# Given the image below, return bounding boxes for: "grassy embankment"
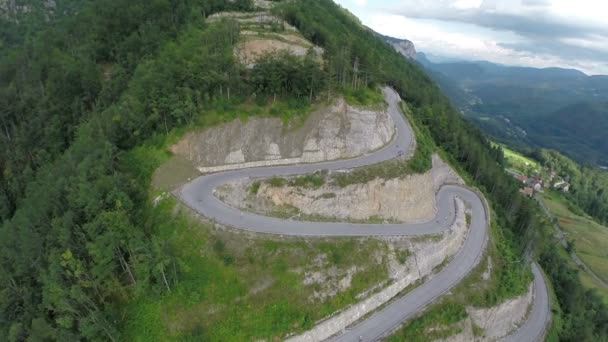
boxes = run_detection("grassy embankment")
[343,86,387,111]
[492,141,539,173]
[128,153,393,341]
[124,195,390,341]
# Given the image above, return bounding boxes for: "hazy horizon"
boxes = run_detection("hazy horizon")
[336,0,608,76]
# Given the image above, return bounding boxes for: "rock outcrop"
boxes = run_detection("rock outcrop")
[207,10,323,67]
[171,98,394,173]
[257,174,436,223]
[436,282,534,342]
[216,154,464,224]
[371,30,417,60]
[389,39,417,59]
[236,38,323,67]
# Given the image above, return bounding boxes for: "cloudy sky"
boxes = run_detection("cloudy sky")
[335,0,608,75]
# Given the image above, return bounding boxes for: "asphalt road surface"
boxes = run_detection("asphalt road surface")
[179,87,550,341]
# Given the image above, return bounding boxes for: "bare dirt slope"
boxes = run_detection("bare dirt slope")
[207,9,323,67]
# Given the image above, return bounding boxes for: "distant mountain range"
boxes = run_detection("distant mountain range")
[410,50,608,165]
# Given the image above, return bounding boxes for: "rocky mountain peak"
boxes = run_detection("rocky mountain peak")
[370,30,417,59]
[388,38,417,59]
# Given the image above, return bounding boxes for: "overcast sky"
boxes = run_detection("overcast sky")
[335,0,608,75]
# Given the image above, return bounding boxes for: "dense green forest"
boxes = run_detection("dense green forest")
[1,0,607,340]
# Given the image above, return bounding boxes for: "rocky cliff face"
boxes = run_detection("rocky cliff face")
[217,154,462,224]
[389,38,417,59]
[437,282,534,342]
[257,174,436,223]
[370,30,417,60]
[171,98,394,172]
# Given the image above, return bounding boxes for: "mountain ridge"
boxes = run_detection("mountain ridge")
[374,31,417,59]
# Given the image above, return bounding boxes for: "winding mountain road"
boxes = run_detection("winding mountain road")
[179,88,550,341]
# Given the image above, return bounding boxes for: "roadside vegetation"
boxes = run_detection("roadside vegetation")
[123,196,390,341]
[389,204,534,339]
[264,173,326,189]
[388,302,467,341]
[343,86,386,110]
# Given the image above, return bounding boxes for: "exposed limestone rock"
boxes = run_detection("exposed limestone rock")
[436,282,534,342]
[236,38,322,67]
[432,154,465,188]
[257,175,435,223]
[171,98,394,173]
[225,149,246,164]
[482,256,493,281]
[468,282,533,340]
[389,39,417,59]
[216,154,464,224]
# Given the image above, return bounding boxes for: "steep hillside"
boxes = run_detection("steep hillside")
[1,0,606,341]
[529,102,608,165]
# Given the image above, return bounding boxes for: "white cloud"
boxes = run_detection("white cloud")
[335,0,608,75]
[452,0,483,9]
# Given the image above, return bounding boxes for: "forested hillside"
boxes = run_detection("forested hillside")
[529,103,608,166]
[1,0,606,340]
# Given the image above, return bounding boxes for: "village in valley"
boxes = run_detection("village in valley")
[511,169,571,197]
[496,142,571,198]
